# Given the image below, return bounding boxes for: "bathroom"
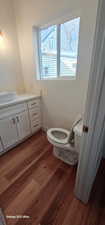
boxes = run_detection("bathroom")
[0,0,98,165]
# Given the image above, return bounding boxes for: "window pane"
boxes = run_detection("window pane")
[40,25,57,79]
[60,18,80,77]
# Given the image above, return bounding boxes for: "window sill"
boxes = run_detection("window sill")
[38,76,76,81]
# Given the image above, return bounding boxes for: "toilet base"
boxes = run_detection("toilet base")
[53,146,78,166]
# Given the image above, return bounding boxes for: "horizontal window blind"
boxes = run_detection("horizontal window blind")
[38,17,80,79]
[40,25,57,79]
[60,18,80,77]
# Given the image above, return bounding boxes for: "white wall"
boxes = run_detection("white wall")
[14,0,99,129]
[0,0,24,93]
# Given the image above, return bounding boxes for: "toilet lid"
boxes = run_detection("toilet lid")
[47,128,70,144]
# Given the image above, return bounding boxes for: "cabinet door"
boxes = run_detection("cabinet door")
[0,117,18,149]
[0,137,4,153]
[16,111,31,141]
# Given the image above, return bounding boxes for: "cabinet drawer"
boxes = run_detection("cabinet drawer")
[28,99,40,109]
[31,117,41,126]
[31,123,41,133]
[29,107,40,119]
[30,114,40,123]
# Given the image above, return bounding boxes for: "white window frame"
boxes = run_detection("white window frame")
[35,14,80,80]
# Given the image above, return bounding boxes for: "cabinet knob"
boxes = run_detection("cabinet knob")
[31,102,37,106]
[33,113,37,116]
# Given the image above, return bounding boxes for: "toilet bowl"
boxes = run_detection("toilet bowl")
[47,119,83,165]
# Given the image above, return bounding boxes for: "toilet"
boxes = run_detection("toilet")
[47,119,83,165]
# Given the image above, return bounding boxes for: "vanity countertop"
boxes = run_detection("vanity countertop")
[0,94,40,109]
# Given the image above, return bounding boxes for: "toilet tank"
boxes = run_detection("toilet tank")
[73,120,83,153]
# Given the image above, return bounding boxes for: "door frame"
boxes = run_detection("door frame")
[75,0,105,203]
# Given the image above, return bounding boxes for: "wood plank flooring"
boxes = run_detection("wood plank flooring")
[0,131,105,225]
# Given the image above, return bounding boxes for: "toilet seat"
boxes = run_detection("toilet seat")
[47,128,70,145]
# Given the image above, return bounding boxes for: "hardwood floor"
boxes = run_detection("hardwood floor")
[0,131,105,225]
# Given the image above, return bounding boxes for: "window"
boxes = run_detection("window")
[38,17,80,79]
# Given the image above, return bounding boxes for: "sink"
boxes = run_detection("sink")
[0,92,17,104]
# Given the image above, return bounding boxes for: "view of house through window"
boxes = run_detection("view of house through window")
[38,17,80,79]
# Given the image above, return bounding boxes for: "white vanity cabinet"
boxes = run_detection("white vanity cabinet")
[0,96,41,155]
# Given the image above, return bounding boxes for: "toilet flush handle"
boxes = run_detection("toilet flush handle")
[83,125,89,133]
